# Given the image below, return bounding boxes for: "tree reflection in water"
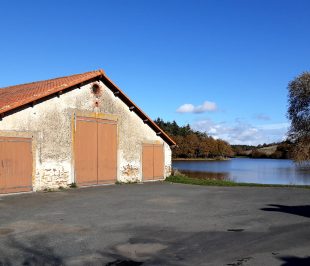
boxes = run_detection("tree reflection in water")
[180,170,230,181]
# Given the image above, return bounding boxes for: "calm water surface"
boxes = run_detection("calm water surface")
[173,158,310,185]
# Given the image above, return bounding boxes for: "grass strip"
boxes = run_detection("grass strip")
[165,175,310,189]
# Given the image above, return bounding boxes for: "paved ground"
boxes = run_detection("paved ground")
[0,182,309,266]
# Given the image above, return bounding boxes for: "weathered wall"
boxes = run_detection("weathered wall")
[0,81,172,190]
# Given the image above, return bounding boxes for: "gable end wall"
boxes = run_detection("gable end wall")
[0,81,172,190]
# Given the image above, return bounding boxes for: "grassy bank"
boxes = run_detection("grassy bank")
[166,175,310,189]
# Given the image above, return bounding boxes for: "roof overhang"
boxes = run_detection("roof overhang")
[0,69,176,147]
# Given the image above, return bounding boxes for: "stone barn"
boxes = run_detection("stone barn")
[0,69,175,194]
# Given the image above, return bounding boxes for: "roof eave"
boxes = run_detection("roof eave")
[99,73,176,146]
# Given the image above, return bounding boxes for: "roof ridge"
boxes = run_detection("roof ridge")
[0,68,176,146]
[0,70,101,91]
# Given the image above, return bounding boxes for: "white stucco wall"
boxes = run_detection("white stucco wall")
[0,81,172,190]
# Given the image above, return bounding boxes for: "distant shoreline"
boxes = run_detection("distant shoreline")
[173,157,291,161]
[173,158,231,161]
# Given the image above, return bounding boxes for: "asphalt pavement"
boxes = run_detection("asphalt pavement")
[0,182,309,265]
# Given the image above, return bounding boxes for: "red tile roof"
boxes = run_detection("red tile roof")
[0,70,102,114]
[0,69,176,146]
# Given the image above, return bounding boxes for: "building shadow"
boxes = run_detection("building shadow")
[261,204,310,218]
[105,259,143,266]
[279,256,310,266]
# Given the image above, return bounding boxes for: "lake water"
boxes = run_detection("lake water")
[172,158,310,185]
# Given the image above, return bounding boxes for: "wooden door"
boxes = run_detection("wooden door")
[142,144,164,181]
[75,117,98,186]
[142,144,154,181]
[97,120,117,184]
[0,137,32,194]
[153,144,164,179]
[75,117,117,186]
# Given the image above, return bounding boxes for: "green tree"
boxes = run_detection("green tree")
[287,72,310,163]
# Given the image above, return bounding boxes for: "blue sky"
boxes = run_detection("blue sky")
[0,0,309,145]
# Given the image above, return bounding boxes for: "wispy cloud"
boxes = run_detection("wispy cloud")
[254,113,271,121]
[176,101,217,113]
[191,119,290,145]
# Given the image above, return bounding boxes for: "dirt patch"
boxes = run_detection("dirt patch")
[115,243,167,260]
[0,228,14,236]
[6,221,89,235]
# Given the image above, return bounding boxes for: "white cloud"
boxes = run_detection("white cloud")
[177,101,217,113]
[176,104,195,113]
[191,119,290,145]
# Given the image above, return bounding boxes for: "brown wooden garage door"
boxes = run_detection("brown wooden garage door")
[74,117,117,186]
[142,144,164,181]
[0,137,33,194]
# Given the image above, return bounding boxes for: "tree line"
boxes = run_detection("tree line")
[232,142,293,159]
[155,118,293,160]
[154,118,233,159]
[154,70,310,163]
